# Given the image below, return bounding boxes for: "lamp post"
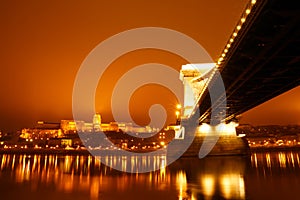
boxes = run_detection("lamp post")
[175,104,181,125]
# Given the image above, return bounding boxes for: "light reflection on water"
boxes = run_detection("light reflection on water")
[251,151,300,171]
[0,151,300,199]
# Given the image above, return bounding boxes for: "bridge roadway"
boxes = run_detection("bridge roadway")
[175,0,300,157]
[198,0,300,124]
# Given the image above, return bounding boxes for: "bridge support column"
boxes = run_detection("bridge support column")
[181,122,250,157]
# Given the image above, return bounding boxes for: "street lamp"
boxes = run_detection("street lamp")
[175,111,180,119]
[175,104,182,125]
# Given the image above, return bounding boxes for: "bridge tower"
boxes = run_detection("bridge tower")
[172,64,249,157]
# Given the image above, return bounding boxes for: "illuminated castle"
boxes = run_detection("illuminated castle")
[93,113,102,131]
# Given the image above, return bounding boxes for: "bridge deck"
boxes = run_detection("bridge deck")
[199,0,300,123]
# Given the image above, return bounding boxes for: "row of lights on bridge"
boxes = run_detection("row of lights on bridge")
[216,0,257,68]
[196,0,258,117]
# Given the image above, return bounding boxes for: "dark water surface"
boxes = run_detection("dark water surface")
[0,151,299,200]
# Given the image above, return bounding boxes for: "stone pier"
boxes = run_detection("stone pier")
[168,123,250,158]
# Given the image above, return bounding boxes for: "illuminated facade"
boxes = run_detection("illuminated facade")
[82,123,93,132]
[117,122,156,133]
[60,120,85,134]
[20,121,62,140]
[93,113,101,131]
[179,63,215,118]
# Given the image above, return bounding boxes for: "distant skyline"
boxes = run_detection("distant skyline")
[0,0,299,131]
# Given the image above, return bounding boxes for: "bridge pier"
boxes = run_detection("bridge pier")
[182,122,250,157]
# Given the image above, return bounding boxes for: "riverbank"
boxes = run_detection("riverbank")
[249,146,300,153]
[0,148,91,155]
[1,145,300,156]
[0,147,167,156]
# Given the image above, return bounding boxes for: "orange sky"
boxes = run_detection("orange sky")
[0,0,299,131]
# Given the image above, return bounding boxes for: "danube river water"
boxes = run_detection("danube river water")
[0,151,299,200]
